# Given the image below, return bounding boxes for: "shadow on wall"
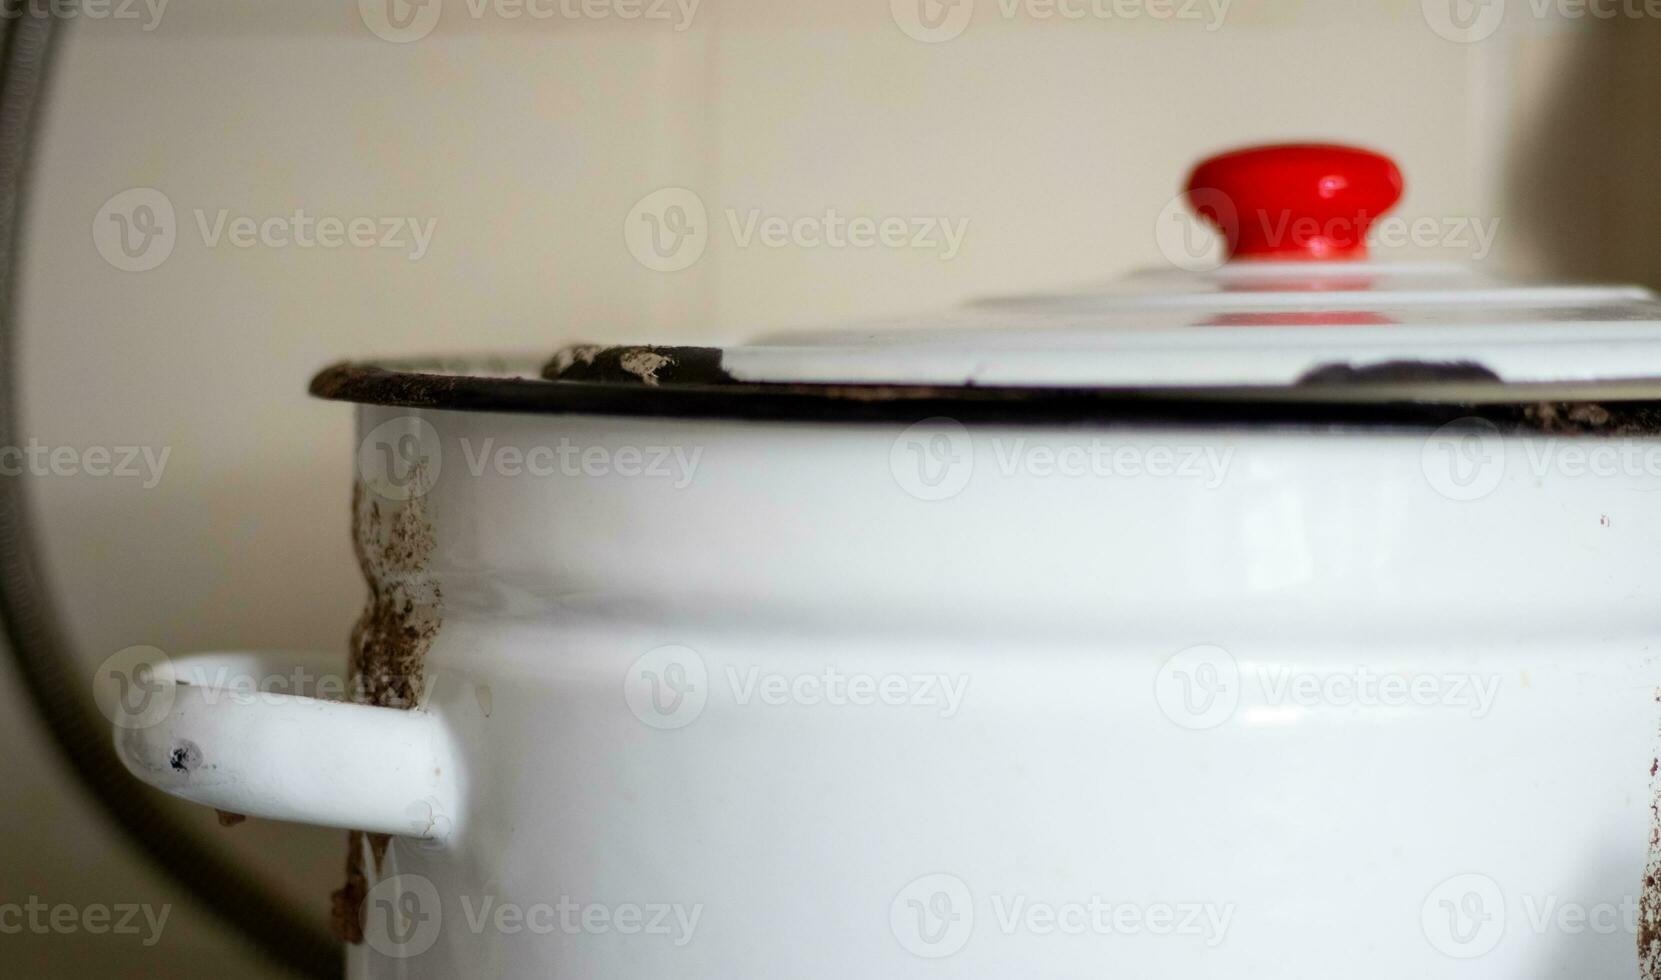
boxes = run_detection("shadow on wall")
[1505,17,1661,288]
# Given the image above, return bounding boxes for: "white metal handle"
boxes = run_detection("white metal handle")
[110,652,459,841]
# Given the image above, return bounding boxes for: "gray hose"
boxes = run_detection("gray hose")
[0,13,340,979]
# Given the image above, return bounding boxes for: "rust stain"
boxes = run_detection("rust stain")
[331,831,369,945]
[1524,401,1661,435]
[346,480,441,710]
[1644,689,1661,977]
[543,344,726,386]
[330,478,443,945]
[617,348,673,386]
[547,343,602,377]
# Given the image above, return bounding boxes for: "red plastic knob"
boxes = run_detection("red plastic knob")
[1184,143,1404,262]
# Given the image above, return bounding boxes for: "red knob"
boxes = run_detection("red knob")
[1184,143,1404,262]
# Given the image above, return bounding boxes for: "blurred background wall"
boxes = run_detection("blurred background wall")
[1,0,1655,975]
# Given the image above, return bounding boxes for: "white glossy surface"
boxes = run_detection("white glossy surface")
[113,652,459,841]
[321,404,1661,978]
[730,262,1661,388]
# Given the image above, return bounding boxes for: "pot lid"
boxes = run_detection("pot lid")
[722,261,1659,391]
[313,144,1661,425]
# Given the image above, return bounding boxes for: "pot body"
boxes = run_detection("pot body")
[309,405,1661,976]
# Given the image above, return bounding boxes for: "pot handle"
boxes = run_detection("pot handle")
[109,651,459,842]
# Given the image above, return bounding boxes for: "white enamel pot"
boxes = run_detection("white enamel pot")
[112,144,1661,978]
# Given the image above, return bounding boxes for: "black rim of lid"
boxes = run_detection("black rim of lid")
[309,347,1661,433]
